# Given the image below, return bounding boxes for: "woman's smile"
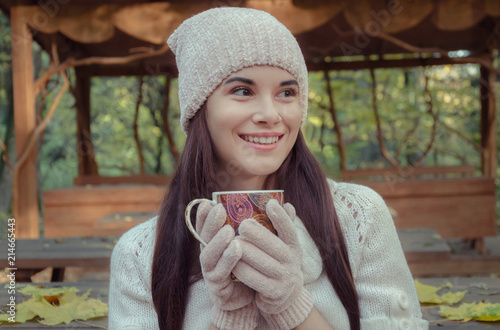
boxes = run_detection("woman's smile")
[239,132,284,150]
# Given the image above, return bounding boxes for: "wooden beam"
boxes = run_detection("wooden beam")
[78,64,178,77]
[11,6,39,238]
[479,57,497,178]
[3,0,197,6]
[307,56,478,72]
[56,57,470,77]
[74,68,99,176]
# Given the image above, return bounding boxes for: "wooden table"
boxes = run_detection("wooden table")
[419,277,500,329]
[2,278,500,328]
[0,282,108,329]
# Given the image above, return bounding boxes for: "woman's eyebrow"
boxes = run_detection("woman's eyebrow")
[280,80,298,87]
[224,77,254,85]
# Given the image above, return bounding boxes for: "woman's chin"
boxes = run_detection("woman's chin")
[244,165,281,177]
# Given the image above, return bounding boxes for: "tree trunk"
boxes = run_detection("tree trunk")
[133,76,145,174]
[162,75,180,163]
[323,70,346,171]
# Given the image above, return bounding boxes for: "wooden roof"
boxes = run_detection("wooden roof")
[1,0,499,74]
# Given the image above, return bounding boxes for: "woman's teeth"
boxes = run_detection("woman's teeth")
[242,135,280,144]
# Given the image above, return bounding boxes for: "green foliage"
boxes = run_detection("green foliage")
[89,76,184,177]
[304,64,483,178]
[38,81,78,190]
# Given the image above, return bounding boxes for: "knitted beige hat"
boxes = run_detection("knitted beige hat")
[167,7,308,134]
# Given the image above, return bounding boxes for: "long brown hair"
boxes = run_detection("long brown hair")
[152,105,360,329]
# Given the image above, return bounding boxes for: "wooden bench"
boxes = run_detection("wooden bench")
[0,237,114,282]
[42,185,164,238]
[349,177,497,240]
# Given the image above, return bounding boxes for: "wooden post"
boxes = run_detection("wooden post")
[479,57,497,179]
[74,68,99,176]
[10,6,39,238]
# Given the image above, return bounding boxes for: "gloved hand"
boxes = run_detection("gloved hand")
[196,201,258,330]
[233,200,314,329]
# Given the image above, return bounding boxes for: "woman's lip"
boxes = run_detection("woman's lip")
[238,132,284,138]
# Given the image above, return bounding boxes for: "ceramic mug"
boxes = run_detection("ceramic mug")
[185,190,284,247]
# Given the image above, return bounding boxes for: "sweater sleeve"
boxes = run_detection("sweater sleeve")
[333,182,429,329]
[108,219,159,330]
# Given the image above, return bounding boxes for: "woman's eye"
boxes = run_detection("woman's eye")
[278,88,298,98]
[231,87,253,96]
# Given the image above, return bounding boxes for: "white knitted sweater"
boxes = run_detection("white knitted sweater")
[109,180,429,329]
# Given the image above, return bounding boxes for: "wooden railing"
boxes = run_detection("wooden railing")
[341,165,476,181]
[73,174,169,186]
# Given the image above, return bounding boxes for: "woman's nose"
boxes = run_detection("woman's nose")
[252,97,282,126]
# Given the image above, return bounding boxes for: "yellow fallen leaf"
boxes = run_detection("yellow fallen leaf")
[415,280,466,304]
[0,287,107,326]
[75,297,109,320]
[35,289,107,326]
[18,285,79,296]
[25,295,74,325]
[439,302,500,322]
[0,300,37,323]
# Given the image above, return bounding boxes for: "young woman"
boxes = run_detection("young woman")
[109,7,429,330]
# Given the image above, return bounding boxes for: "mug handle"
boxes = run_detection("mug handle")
[185,198,214,247]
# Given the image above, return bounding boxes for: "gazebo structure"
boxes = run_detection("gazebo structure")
[1,1,498,243]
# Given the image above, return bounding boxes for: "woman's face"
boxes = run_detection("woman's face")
[206,66,302,190]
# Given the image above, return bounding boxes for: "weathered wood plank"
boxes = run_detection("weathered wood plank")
[354,177,496,197]
[341,165,476,181]
[350,178,497,239]
[389,195,496,238]
[73,174,170,186]
[0,237,114,269]
[408,256,500,277]
[43,185,163,237]
[43,185,165,205]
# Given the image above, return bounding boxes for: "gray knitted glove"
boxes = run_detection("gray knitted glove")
[196,202,258,330]
[233,200,314,329]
